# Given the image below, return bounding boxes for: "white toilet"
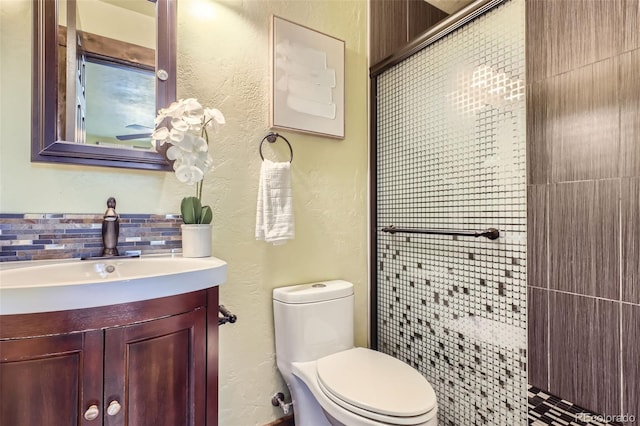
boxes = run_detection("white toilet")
[273,280,438,426]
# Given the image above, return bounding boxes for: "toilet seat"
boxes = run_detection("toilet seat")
[315,348,437,425]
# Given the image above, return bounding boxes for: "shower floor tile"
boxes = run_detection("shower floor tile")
[528,386,623,426]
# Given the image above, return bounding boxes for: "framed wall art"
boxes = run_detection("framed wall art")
[270,16,345,139]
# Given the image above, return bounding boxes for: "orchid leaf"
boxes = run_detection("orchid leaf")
[181,196,201,224]
[200,205,213,224]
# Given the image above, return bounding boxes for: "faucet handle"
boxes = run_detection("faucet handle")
[102,197,120,257]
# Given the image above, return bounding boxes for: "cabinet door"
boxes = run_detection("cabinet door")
[0,331,103,426]
[103,309,206,426]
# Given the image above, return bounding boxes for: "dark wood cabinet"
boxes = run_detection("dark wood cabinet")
[0,288,219,426]
[0,331,103,426]
[104,309,206,426]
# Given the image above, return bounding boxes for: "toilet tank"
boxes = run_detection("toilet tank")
[273,280,354,365]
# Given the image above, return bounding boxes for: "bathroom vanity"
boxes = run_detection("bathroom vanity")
[0,255,226,426]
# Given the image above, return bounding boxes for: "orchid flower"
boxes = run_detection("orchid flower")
[152,98,225,224]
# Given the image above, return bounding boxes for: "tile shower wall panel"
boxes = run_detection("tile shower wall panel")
[526,184,546,289]
[527,286,547,391]
[622,178,640,305]
[526,0,640,422]
[548,180,620,299]
[375,1,526,425]
[548,59,620,183]
[622,304,640,424]
[548,292,621,417]
[525,0,625,83]
[621,49,640,178]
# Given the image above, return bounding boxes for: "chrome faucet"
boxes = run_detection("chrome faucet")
[101,197,119,257]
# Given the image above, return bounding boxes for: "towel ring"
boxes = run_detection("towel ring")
[259,132,293,163]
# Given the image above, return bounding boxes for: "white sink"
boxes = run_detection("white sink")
[0,254,227,315]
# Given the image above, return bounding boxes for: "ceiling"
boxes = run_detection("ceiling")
[424,0,476,14]
[96,0,155,17]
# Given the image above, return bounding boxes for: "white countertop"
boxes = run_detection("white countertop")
[0,254,227,315]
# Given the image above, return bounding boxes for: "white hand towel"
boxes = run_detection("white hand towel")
[256,160,295,245]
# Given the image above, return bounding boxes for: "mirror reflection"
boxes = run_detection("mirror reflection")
[58,0,157,150]
[84,61,155,148]
[32,0,175,170]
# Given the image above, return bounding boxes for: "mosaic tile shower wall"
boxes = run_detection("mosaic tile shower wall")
[374,1,527,425]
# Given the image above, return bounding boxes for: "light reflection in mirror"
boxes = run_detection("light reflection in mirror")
[85,60,156,150]
[59,0,157,150]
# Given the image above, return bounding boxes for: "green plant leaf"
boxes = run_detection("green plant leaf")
[200,205,213,224]
[181,196,202,224]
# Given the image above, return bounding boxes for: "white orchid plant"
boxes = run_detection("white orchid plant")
[152,98,225,224]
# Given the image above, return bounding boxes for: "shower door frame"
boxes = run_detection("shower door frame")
[368,0,507,349]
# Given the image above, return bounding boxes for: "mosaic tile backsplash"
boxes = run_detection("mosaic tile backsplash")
[375,1,527,425]
[0,213,182,262]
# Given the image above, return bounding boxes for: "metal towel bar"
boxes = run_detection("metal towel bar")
[218,305,237,326]
[381,225,500,240]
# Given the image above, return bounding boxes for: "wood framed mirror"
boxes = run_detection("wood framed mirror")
[31,0,176,171]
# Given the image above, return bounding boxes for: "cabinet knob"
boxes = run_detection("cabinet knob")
[107,400,122,416]
[84,405,100,421]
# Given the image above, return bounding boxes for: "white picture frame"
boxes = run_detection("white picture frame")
[270,16,345,139]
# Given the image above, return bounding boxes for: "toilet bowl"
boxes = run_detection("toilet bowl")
[273,280,438,426]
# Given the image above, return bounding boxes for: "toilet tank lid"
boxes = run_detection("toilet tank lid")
[273,280,353,304]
